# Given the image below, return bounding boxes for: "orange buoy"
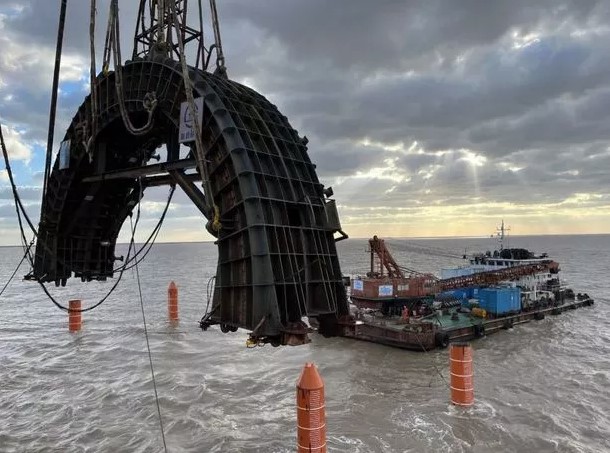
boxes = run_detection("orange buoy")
[68,299,82,332]
[450,342,474,406]
[297,362,327,453]
[168,281,178,321]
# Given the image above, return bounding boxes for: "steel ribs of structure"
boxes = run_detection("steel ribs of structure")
[34,57,349,344]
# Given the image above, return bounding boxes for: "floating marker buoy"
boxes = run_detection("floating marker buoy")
[68,299,82,332]
[168,281,178,321]
[297,362,327,453]
[450,342,474,406]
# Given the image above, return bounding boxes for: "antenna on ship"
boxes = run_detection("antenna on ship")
[496,220,510,250]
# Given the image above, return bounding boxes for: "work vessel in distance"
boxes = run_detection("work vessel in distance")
[344,228,594,350]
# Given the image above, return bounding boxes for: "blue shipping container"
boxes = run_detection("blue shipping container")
[478,287,521,315]
[439,289,468,300]
[467,287,480,298]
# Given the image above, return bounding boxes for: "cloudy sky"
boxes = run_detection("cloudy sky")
[1,0,609,246]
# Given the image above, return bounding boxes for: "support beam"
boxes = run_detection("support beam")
[169,169,209,216]
[83,158,196,183]
[143,172,201,188]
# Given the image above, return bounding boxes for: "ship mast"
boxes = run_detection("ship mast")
[496,220,510,251]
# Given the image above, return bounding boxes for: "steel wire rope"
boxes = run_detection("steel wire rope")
[0,0,174,313]
[42,0,68,205]
[112,185,176,273]
[107,0,158,136]
[169,0,220,229]
[0,241,35,298]
[3,115,151,313]
[130,205,168,453]
[1,120,141,313]
[28,201,141,313]
[203,275,216,315]
[87,0,99,157]
[397,264,440,280]
[195,0,205,70]
[208,0,226,73]
[411,329,451,389]
[0,125,42,241]
[157,0,166,44]
[386,240,464,260]
[1,121,43,290]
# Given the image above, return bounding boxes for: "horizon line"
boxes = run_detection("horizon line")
[0,231,608,247]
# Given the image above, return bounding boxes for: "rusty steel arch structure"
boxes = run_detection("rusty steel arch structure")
[34,57,349,344]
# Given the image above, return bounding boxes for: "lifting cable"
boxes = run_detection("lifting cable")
[195,0,205,70]
[208,0,226,74]
[105,0,158,136]
[87,0,98,157]
[398,266,441,282]
[386,240,464,260]
[0,122,38,253]
[42,0,68,205]
[0,1,172,310]
[1,117,170,312]
[5,3,167,449]
[3,115,133,312]
[169,0,221,231]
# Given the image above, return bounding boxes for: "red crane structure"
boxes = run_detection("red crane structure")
[352,236,559,309]
[367,235,405,279]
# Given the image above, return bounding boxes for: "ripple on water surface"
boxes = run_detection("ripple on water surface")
[0,237,609,452]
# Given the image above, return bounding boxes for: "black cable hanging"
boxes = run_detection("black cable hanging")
[113,185,175,273]
[2,116,143,313]
[0,241,35,298]
[3,119,173,314]
[41,0,68,205]
[0,0,174,309]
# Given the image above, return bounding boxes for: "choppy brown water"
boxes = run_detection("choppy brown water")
[0,235,608,452]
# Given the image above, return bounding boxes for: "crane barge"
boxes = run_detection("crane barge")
[343,236,594,350]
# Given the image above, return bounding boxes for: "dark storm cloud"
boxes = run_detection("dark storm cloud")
[1,0,610,226]
[222,0,605,71]
[309,141,393,177]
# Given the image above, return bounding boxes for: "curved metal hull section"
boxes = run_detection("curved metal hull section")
[35,58,348,337]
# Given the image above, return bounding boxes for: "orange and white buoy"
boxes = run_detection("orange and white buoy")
[450,342,474,406]
[168,281,178,321]
[68,299,82,332]
[296,362,327,453]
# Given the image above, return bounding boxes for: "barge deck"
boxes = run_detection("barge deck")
[341,295,595,351]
